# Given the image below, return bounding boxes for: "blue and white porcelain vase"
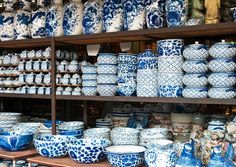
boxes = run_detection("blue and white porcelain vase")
[14,9,31,40]
[31,0,47,38]
[165,0,188,27]
[63,0,84,35]
[82,0,103,34]
[45,0,64,37]
[0,11,15,41]
[123,0,145,31]
[146,0,165,29]
[145,140,178,167]
[103,0,123,32]
[3,0,18,12]
[19,0,31,11]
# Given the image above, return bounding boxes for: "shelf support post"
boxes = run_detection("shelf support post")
[51,37,56,135]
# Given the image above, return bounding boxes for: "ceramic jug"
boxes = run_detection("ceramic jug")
[14,9,31,39]
[0,11,15,41]
[45,0,64,37]
[82,0,103,34]
[63,0,83,35]
[123,0,145,31]
[103,0,123,32]
[145,139,178,167]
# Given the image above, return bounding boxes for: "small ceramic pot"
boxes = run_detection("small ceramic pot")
[183,41,209,60]
[38,86,46,94]
[41,59,51,71]
[70,77,81,85]
[182,73,208,87]
[68,60,79,72]
[182,59,208,73]
[182,87,208,98]
[209,40,236,58]
[25,73,35,84]
[208,58,236,72]
[208,72,236,87]
[43,74,51,85]
[35,73,44,84]
[208,87,236,99]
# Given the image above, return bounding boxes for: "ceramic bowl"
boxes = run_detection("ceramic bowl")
[84,128,110,140]
[171,113,193,123]
[172,122,192,133]
[207,120,225,133]
[97,64,117,74]
[82,86,97,96]
[97,74,117,84]
[183,42,209,60]
[58,121,84,130]
[117,63,137,73]
[117,73,137,84]
[158,85,183,97]
[67,138,111,164]
[158,72,183,86]
[209,40,236,58]
[117,83,136,96]
[105,145,146,167]
[81,65,97,74]
[208,72,236,87]
[58,129,83,138]
[97,53,117,64]
[0,131,33,151]
[208,87,236,99]
[34,135,68,158]
[12,122,40,133]
[208,58,236,72]
[182,87,208,98]
[97,84,117,96]
[182,73,208,87]
[82,79,97,87]
[118,53,137,64]
[82,73,97,80]
[111,127,139,145]
[182,59,208,73]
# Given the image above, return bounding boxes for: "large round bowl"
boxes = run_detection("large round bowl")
[0,131,33,151]
[67,138,111,164]
[105,145,146,167]
[34,135,68,158]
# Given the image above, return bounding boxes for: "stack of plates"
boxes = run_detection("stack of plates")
[0,112,22,131]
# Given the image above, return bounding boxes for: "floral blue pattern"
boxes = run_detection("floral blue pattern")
[137,49,158,69]
[31,9,46,38]
[0,12,15,41]
[103,0,123,32]
[157,39,184,57]
[14,10,31,39]
[158,85,183,97]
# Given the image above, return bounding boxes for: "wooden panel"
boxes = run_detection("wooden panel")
[0,149,37,160]
[27,156,110,167]
[0,93,51,99]
[56,95,236,105]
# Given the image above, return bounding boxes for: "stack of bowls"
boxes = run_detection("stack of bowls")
[12,122,40,134]
[137,49,158,97]
[81,65,97,96]
[157,39,184,97]
[117,53,137,96]
[0,112,22,131]
[182,41,209,98]
[139,128,169,146]
[208,40,236,99]
[84,128,110,140]
[97,53,117,96]
[171,113,193,143]
[96,118,112,128]
[58,121,84,138]
[111,127,139,145]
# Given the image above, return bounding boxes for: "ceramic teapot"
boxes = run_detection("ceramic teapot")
[33,60,42,71]
[25,60,34,71]
[28,50,36,59]
[3,54,11,65]
[57,60,68,72]
[36,50,43,59]
[25,73,35,84]
[10,53,20,65]
[43,73,51,84]
[19,73,26,84]
[61,74,70,85]
[28,86,38,94]
[70,73,81,85]
[43,47,51,59]
[68,60,79,72]
[18,60,26,71]
[20,50,28,59]
[35,73,44,84]
[37,86,46,94]
[41,59,51,71]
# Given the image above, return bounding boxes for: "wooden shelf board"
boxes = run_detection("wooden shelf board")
[0,148,37,160]
[0,93,51,99]
[55,22,236,45]
[56,95,236,105]
[27,156,110,167]
[0,38,51,49]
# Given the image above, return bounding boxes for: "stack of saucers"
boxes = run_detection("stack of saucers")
[58,121,84,138]
[97,53,117,96]
[208,40,236,99]
[182,41,209,98]
[81,64,97,96]
[0,112,22,131]
[117,53,137,96]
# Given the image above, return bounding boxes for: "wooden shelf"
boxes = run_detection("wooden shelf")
[0,38,51,49]
[0,148,37,160]
[56,95,236,105]
[55,22,236,45]
[27,156,110,167]
[0,93,51,99]
[20,70,51,73]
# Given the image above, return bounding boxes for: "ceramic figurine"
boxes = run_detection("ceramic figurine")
[103,0,123,32]
[14,9,31,39]
[146,0,165,29]
[31,6,46,38]
[123,0,145,31]
[0,11,15,41]
[63,0,84,35]
[82,0,103,34]
[205,0,221,24]
[188,0,205,24]
[45,0,64,37]
[166,0,189,27]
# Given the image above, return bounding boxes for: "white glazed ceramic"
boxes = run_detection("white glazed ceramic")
[209,40,236,58]
[182,59,208,73]
[97,84,117,96]
[97,74,117,84]
[82,86,97,96]
[97,64,117,74]
[182,87,208,98]
[183,42,209,60]
[182,73,208,87]
[208,72,236,87]
[208,87,236,99]
[97,53,117,64]
[208,58,236,72]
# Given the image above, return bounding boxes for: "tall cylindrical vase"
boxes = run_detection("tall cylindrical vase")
[166,0,188,27]
[45,0,64,37]
[82,0,103,34]
[63,0,84,35]
[0,11,15,41]
[103,0,123,32]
